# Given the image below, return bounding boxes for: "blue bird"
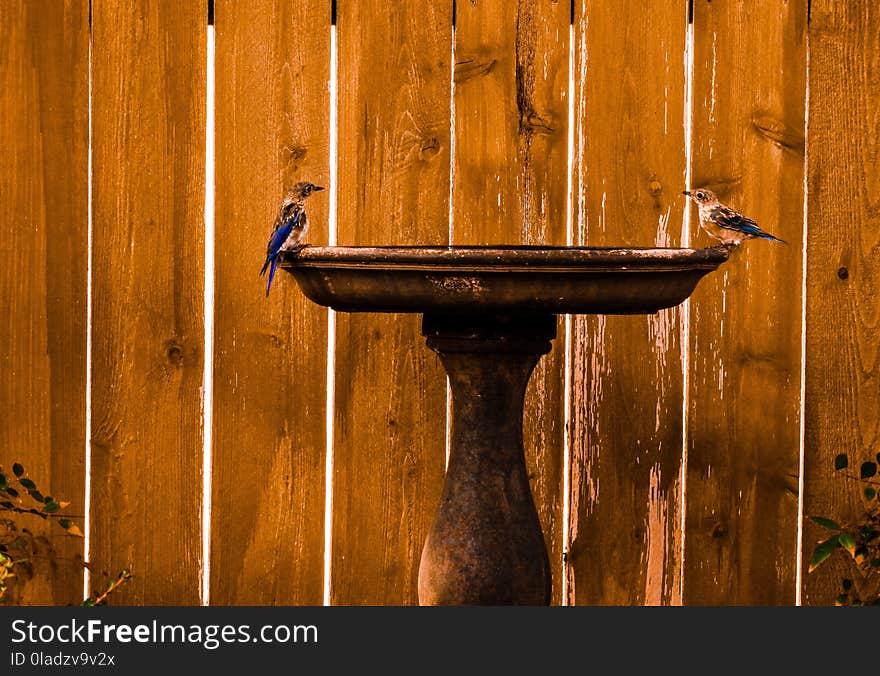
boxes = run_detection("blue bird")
[683,188,786,246]
[261,181,324,296]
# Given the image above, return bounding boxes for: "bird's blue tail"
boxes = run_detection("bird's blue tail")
[759,232,787,244]
[265,256,279,297]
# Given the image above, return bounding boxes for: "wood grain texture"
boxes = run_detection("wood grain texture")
[332,0,451,605]
[90,0,205,604]
[453,0,568,605]
[211,0,329,605]
[568,0,687,605]
[686,0,806,605]
[0,0,89,605]
[802,1,880,605]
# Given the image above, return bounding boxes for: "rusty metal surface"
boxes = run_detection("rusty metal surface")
[282,245,729,315]
[419,315,556,605]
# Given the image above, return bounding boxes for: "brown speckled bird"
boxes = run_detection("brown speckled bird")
[683,188,785,246]
[260,181,324,296]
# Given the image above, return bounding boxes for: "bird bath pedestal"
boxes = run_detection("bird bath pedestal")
[283,245,728,605]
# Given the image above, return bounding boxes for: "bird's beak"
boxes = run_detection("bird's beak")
[313,185,325,191]
[682,190,691,196]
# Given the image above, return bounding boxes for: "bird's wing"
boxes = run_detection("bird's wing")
[708,205,766,237]
[271,200,298,232]
[266,205,304,256]
[266,221,294,257]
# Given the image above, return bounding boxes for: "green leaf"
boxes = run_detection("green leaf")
[0,501,14,509]
[0,473,6,488]
[58,519,72,529]
[81,598,96,607]
[43,495,53,504]
[809,535,840,573]
[842,579,852,591]
[839,532,857,556]
[12,463,24,477]
[810,516,841,530]
[27,490,44,503]
[4,487,19,498]
[18,478,36,490]
[42,501,60,514]
[860,461,878,479]
[860,526,879,543]
[866,487,877,501]
[835,594,848,606]
[834,454,848,471]
[871,559,880,568]
[876,452,880,465]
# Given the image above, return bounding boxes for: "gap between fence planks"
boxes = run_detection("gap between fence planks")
[0,0,89,605]
[90,1,206,604]
[802,0,880,606]
[567,0,688,606]
[453,0,569,605]
[211,0,329,606]
[685,0,806,605]
[330,0,452,605]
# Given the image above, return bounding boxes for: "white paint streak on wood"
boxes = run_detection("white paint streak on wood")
[584,314,606,510]
[644,463,668,605]
[569,311,606,551]
[655,205,671,247]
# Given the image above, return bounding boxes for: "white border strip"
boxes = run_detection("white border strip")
[561,19,575,606]
[795,27,810,606]
[679,12,695,604]
[445,19,456,469]
[83,20,94,603]
[323,23,339,607]
[200,23,216,607]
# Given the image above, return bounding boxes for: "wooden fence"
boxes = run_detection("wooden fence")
[1,0,876,606]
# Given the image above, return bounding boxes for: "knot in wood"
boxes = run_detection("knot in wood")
[710,521,728,539]
[165,340,185,367]
[420,137,441,158]
[285,145,308,162]
[521,112,554,135]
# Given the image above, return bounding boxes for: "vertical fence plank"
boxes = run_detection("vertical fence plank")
[802,1,880,606]
[332,1,451,605]
[0,0,88,605]
[212,0,329,605]
[90,1,205,603]
[568,0,688,605]
[686,0,806,605]
[453,0,569,605]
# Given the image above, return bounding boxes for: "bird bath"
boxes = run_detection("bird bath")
[282,245,729,605]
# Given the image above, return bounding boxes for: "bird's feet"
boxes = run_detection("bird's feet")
[286,243,309,256]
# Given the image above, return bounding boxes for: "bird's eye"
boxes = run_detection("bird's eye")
[696,191,705,200]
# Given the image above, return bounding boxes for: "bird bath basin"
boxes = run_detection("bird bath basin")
[282,245,728,605]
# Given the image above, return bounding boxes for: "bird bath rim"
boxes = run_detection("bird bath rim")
[281,244,729,315]
[282,244,728,272]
